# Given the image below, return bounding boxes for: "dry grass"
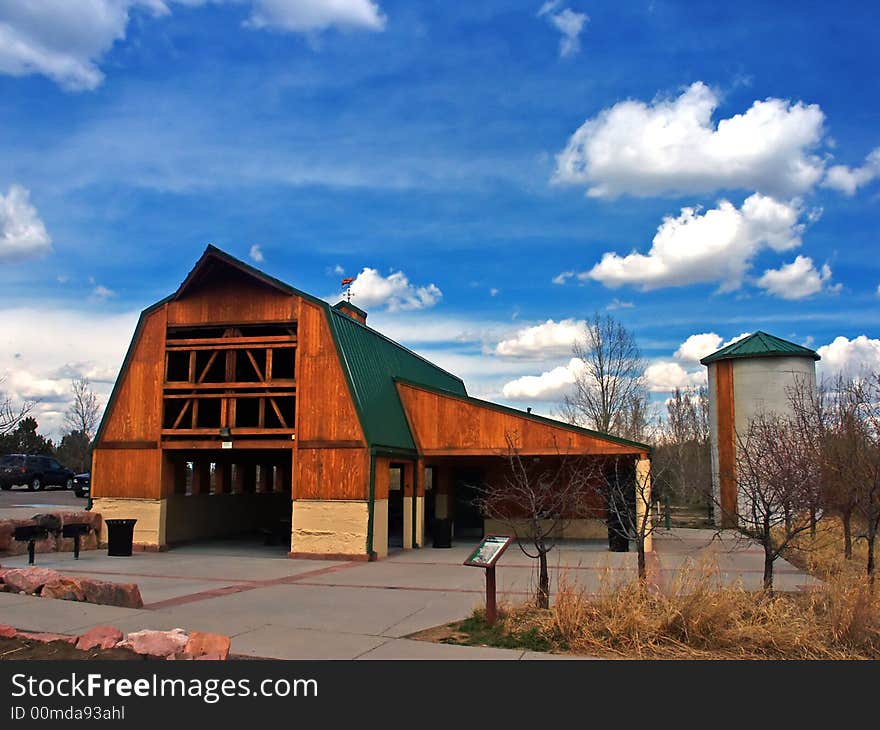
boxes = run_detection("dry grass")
[452,558,880,659]
[780,518,872,581]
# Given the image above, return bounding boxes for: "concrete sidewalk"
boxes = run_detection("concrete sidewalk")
[0,531,817,659]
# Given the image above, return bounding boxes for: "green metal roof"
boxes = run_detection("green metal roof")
[700,331,820,365]
[328,309,467,451]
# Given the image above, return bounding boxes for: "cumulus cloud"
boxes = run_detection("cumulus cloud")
[502,357,585,401]
[552,271,575,285]
[246,0,386,32]
[0,306,138,436]
[823,147,880,196]
[756,255,838,300]
[554,82,826,199]
[817,336,880,379]
[0,0,386,91]
[347,267,442,311]
[0,184,52,262]
[494,319,585,359]
[538,3,588,58]
[585,193,807,292]
[643,361,706,393]
[674,332,749,364]
[249,244,264,263]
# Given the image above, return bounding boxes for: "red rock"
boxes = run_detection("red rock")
[76,626,124,651]
[194,653,224,660]
[18,631,76,644]
[120,629,188,658]
[81,579,143,609]
[183,632,230,660]
[3,567,61,595]
[41,576,86,602]
[0,624,16,638]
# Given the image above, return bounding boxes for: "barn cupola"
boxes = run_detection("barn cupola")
[333,300,368,324]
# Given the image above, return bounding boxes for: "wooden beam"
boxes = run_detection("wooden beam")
[163,389,296,399]
[160,439,295,450]
[166,335,296,347]
[296,440,365,449]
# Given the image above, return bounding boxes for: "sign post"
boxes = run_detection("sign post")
[463,534,513,627]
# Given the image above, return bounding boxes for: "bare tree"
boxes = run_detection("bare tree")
[557,313,647,437]
[654,386,712,515]
[730,411,821,591]
[844,374,880,584]
[603,455,660,581]
[64,377,101,440]
[0,377,34,437]
[476,433,599,608]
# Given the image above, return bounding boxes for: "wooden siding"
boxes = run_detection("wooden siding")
[373,456,391,501]
[166,261,295,325]
[397,382,646,457]
[100,306,167,443]
[294,447,369,500]
[294,299,364,443]
[715,360,737,526]
[92,448,162,499]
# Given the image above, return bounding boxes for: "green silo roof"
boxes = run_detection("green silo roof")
[700,331,820,365]
[328,308,467,452]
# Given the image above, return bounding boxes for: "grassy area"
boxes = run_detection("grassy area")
[414,560,880,660]
[779,518,874,581]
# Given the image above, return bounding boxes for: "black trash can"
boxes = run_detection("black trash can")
[432,518,452,548]
[105,518,137,557]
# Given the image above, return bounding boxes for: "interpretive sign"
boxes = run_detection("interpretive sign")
[463,535,512,626]
[463,534,512,568]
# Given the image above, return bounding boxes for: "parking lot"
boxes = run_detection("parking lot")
[0,485,86,521]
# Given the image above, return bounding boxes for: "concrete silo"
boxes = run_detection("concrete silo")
[700,332,820,528]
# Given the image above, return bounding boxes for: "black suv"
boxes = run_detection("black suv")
[0,454,75,491]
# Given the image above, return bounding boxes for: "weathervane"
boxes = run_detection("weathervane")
[341,276,354,303]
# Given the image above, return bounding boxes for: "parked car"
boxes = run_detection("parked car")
[73,473,91,498]
[0,454,76,491]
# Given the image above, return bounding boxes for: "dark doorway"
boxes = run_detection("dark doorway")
[453,469,483,539]
[388,464,405,550]
[424,467,436,542]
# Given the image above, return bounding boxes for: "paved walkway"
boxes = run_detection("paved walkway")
[0,529,817,659]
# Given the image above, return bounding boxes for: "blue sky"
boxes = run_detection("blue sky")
[0,0,878,436]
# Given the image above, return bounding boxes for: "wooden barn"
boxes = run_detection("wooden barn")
[91,246,651,559]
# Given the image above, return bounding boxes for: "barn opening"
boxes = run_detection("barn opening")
[162,449,292,549]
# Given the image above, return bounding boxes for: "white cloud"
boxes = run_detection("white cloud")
[494,318,585,359]
[502,357,585,402]
[0,306,138,436]
[756,255,838,300]
[817,335,880,379]
[674,332,749,364]
[0,1,386,91]
[0,0,167,91]
[538,3,588,58]
[643,361,706,393]
[347,267,442,311]
[823,147,880,196]
[489,288,499,297]
[554,81,826,198]
[246,0,386,32]
[585,193,807,292]
[0,184,52,262]
[606,298,633,311]
[552,270,575,285]
[249,244,264,263]
[333,264,345,275]
[89,284,117,302]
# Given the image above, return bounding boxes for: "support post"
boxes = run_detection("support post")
[485,566,497,627]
